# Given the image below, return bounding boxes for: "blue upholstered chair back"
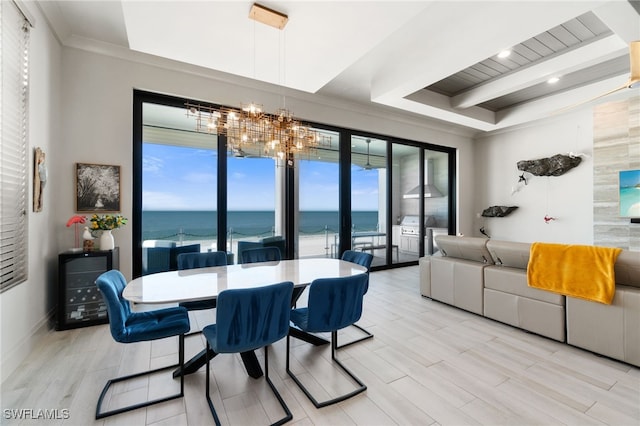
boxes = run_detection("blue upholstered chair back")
[96,270,190,344]
[301,274,368,333]
[241,246,281,264]
[341,250,373,294]
[177,251,227,270]
[209,281,294,354]
[341,250,373,270]
[142,243,201,275]
[96,270,132,341]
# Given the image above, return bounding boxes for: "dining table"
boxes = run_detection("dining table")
[123,258,368,378]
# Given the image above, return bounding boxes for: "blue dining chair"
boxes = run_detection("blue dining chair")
[203,281,294,426]
[337,250,374,349]
[241,246,281,264]
[286,274,368,408]
[95,270,190,419]
[177,251,227,336]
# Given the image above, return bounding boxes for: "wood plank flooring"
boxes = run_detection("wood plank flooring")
[2,266,639,425]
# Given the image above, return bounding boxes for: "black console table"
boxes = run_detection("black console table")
[57,248,119,330]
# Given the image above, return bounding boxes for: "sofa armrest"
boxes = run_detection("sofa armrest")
[419,257,431,297]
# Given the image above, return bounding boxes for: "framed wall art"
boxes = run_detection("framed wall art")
[619,169,640,218]
[76,163,121,212]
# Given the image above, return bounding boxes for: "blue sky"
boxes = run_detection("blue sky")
[143,143,379,211]
[620,169,640,188]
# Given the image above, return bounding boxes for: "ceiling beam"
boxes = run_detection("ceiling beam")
[494,74,632,128]
[451,34,628,109]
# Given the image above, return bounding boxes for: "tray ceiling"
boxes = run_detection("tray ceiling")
[38,1,640,133]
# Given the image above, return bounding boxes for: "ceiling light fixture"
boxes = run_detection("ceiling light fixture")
[249,3,288,29]
[547,76,560,84]
[497,50,511,59]
[186,3,326,167]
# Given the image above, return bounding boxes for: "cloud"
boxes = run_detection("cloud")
[351,187,378,196]
[143,190,216,210]
[143,156,164,173]
[142,191,185,210]
[183,172,216,184]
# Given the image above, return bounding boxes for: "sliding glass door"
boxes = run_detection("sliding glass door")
[226,156,276,260]
[297,129,340,259]
[351,136,387,267]
[140,102,219,275]
[133,90,456,276]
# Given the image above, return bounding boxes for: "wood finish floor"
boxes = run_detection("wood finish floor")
[2,266,639,425]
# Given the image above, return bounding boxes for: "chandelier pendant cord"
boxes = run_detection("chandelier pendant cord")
[252,19,256,80]
[280,29,286,110]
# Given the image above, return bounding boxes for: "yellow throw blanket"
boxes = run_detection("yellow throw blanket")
[527,242,622,305]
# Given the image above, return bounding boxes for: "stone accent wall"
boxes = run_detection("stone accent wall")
[593,96,640,250]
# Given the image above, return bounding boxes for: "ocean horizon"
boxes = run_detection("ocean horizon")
[142,210,379,241]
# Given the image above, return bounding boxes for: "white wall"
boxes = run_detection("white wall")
[474,108,594,244]
[1,3,62,381]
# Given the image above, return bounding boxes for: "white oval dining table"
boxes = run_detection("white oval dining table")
[122,258,368,378]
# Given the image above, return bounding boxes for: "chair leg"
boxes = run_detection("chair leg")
[206,344,292,426]
[96,334,186,419]
[286,332,367,408]
[205,341,222,426]
[264,345,293,426]
[336,323,374,349]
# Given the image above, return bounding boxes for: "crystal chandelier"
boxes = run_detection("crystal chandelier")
[185,102,325,166]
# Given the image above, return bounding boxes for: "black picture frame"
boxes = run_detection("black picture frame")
[75,163,121,212]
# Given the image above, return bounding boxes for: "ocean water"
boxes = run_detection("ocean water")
[142,210,379,241]
[619,187,640,217]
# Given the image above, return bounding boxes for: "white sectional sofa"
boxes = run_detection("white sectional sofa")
[419,235,640,367]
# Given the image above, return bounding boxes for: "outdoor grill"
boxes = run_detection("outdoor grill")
[399,215,447,255]
[399,215,437,235]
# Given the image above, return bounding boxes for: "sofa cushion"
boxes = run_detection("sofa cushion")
[484,266,564,305]
[486,240,530,269]
[484,288,565,342]
[435,235,494,264]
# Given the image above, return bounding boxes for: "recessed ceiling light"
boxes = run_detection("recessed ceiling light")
[547,76,560,84]
[497,50,511,59]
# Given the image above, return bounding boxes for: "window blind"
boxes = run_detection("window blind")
[1,1,31,293]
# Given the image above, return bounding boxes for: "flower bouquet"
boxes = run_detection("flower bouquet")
[89,214,128,231]
[90,214,127,251]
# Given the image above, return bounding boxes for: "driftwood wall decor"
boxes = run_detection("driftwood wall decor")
[517,154,581,176]
[33,147,46,212]
[481,206,518,217]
